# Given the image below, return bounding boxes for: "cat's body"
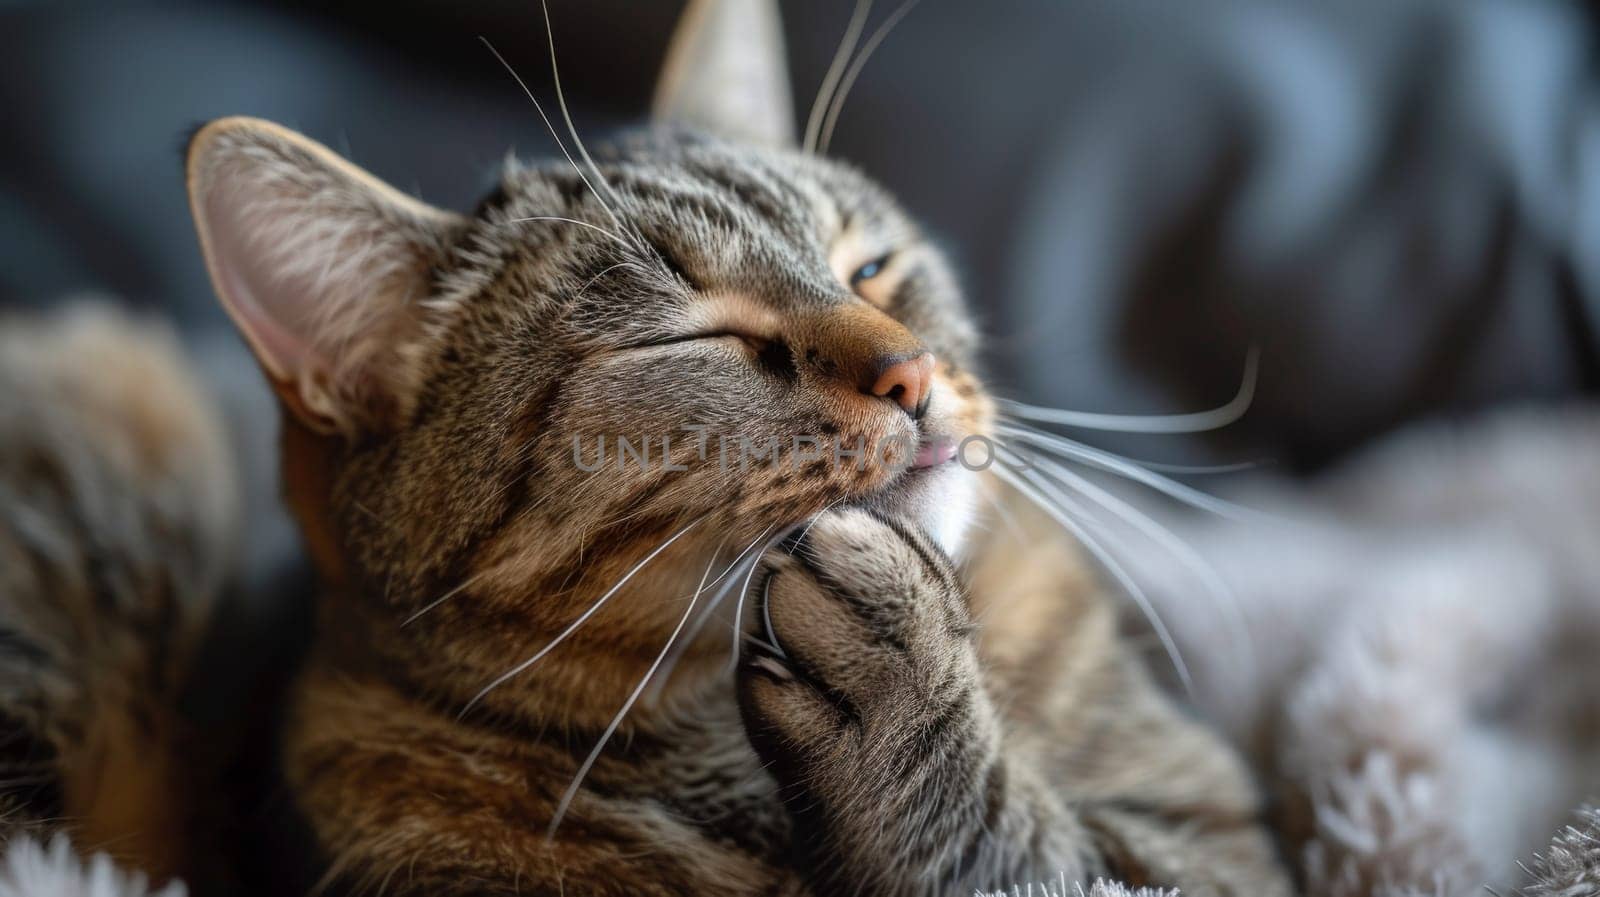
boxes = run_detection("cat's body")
[0,2,1292,894]
[0,307,236,884]
[283,480,1282,897]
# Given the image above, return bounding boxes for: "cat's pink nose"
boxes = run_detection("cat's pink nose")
[867,352,935,419]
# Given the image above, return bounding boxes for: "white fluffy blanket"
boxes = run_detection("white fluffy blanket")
[1110,404,1600,896]
[0,837,183,897]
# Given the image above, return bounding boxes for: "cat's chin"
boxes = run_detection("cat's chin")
[851,461,979,558]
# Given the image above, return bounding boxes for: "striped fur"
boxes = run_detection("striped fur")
[0,306,236,886]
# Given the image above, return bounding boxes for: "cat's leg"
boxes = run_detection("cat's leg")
[966,493,1292,897]
[738,507,1291,897]
[737,508,1097,896]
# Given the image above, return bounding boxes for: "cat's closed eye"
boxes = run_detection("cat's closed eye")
[702,332,794,378]
[707,331,779,357]
[625,330,773,355]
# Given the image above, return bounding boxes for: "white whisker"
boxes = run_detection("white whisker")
[461,514,707,716]
[401,563,501,628]
[546,545,724,838]
[642,526,774,702]
[1132,458,1263,476]
[991,460,1194,697]
[501,215,633,248]
[480,36,632,242]
[759,575,785,658]
[710,525,777,589]
[1000,348,1259,434]
[727,527,792,675]
[998,422,1260,521]
[978,480,1025,542]
[537,0,645,253]
[804,0,873,154]
[574,261,642,301]
[1026,455,1256,685]
[818,0,923,154]
[646,552,759,697]
[788,496,848,552]
[1001,438,1264,477]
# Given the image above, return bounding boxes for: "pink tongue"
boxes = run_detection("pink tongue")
[912,438,958,469]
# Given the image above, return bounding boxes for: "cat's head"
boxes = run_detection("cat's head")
[186,0,993,706]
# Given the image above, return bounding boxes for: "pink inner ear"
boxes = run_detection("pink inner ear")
[204,185,325,384]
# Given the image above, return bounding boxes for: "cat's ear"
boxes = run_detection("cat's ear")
[652,0,795,147]
[185,117,466,437]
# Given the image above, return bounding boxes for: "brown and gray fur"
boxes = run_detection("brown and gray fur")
[0,305,237,883]
[0,1,1290,894]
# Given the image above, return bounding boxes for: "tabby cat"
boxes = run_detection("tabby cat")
[0,1,1293,894]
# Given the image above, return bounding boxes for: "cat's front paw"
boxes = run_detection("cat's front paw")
[737,508,1001,888]
[739,507,979,753]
